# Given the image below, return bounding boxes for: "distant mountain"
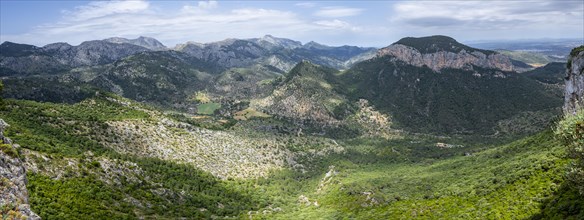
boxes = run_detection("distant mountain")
[337,36,563,134]
[174,35,376,72]
[1,40,150,76]
[43,40,151,67]
[394,35,494,55]
[470,39,581,65]
[175,39,270,69]
[378,35,516,72]
[82,51,218,110]
[104,36,167,51]
[0,35,564,135]
[0,42,69,76]
[250,35,303,50]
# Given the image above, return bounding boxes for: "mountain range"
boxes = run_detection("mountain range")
[0,35,564,134]
[1,35,581,219]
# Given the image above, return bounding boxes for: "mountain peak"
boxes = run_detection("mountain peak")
[392,35,493,54]
[103,36,166,50]
[0,41,39,57]
[377,35,513,72]
[254,35,302,49]
[303,41,329,50]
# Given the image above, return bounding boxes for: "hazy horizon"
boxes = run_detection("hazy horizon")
[1,0,583,47]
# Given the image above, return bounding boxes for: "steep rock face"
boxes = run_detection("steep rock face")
[377,44,514,72]
[565,46,584,114]
[0,120,40,220]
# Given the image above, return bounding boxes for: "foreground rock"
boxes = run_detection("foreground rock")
[0,119,40,219]
[564,46,584,114]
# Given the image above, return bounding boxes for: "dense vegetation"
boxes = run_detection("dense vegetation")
[336,56,562,134]
[524,62,567,84]
[1,37,580,219]
[555,110,584,195]
[0,94,581,219]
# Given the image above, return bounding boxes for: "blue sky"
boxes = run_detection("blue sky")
[1,0,583,47]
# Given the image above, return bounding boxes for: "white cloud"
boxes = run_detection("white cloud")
[386,0,584,41]
[182,0,218,13]
[1,0,375,47]
[314,7,363,18]
[63,0,150,21]
[314,19,360,31]
[295,2,317,8]
[5,1,347,46]
[391,0,583,30]
[197,0,218,10]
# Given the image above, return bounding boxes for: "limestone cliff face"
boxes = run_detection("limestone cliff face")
[0,119,40,219]
[564,46,584,115]
[377,44,514,72]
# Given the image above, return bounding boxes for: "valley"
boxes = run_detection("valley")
[1,34,583,220]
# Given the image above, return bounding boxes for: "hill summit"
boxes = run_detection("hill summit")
[378,35,514,72]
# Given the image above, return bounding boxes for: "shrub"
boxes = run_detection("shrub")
[0,143,18,158]
[555,109,584,194]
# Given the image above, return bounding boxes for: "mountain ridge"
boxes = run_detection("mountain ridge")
[378,36,515,72]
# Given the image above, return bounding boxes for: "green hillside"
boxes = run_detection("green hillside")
[1,95,582,219]
[337,56,563,134]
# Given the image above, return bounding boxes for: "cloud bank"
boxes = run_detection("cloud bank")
[0,0,581,47]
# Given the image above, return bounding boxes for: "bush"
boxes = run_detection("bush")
[0,143,18,158]
[555,109,584,194]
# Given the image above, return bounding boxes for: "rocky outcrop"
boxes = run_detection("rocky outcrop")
[377,44,514,72]
[104,36,167,51]
[564,46,584,115]
[0,119,40,220]
[250,35,302,50]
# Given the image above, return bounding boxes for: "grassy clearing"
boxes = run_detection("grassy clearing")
[234,108,270,120]
[197,102,221,115]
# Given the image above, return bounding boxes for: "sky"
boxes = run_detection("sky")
[1,0,583,47]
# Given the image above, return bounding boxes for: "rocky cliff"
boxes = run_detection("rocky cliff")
[377,44,514,72]
[377,36,514,72]
[0,119,40,219]
[564,46,584,115]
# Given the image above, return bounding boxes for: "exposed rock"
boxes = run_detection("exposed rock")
[0,119,41,220]
[564,46,584,115]
[104,36,167,51]
[377,44,514,72]
[317,165,338,193]
[250,35,302,50]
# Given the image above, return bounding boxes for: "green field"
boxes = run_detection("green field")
[197,102,221,115]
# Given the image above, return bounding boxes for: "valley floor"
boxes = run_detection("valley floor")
[1,96,583,219]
